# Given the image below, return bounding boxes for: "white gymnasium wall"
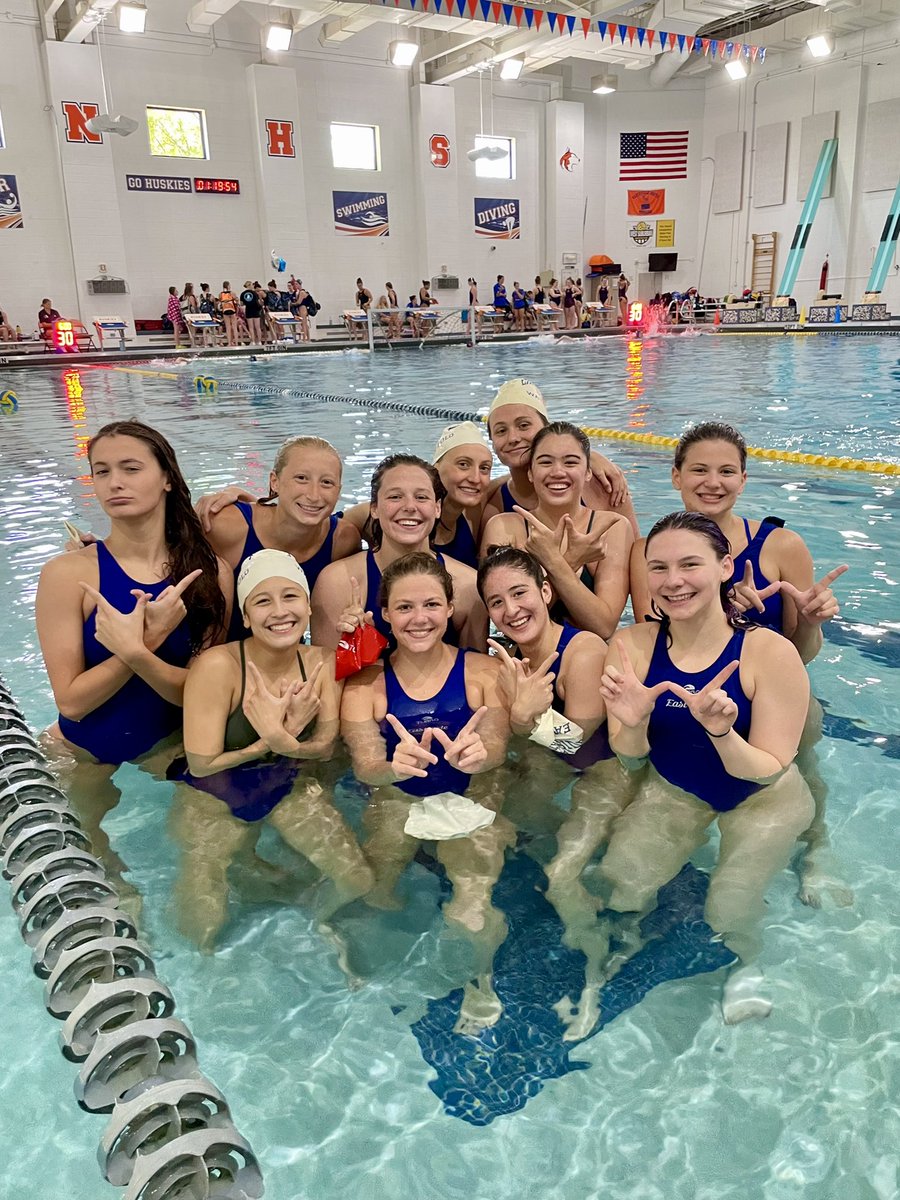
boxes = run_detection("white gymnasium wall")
[699,23,900,308]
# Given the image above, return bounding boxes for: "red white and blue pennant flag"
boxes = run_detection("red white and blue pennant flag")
[369,0,767,60]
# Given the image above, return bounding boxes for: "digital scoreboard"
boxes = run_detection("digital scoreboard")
[193,177,240,195]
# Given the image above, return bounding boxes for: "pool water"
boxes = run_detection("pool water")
[0,333,898,1199]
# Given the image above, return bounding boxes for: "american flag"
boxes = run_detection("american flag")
[619,131,689,181]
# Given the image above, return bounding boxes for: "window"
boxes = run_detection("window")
[474,135,516,180]
[330,122,380,171]
[146,107,208,159]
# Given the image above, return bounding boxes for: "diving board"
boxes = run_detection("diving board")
[774,138,839,302]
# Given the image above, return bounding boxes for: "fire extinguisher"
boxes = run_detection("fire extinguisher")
[819,255,829,292]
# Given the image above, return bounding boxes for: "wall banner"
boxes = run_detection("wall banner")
[332,191,390,236]
[474,197,521,239]
[0,174,23,229]
[126,174,192,193]
[627,189,665,215]
[656,219,676,247]
[628,219,654,246]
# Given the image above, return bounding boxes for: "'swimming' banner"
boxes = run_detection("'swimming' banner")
[474,197,520,239]
[0,174,23,230]
[332,191,390,236]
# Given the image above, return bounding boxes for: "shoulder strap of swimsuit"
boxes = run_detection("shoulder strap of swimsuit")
[297,651,307,682]
[237,640,248,707]
[586,510,596,533]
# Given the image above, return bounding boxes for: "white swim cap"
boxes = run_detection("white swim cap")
[236,549,309,612]
[487,378,549,424]
[432,421,492,464]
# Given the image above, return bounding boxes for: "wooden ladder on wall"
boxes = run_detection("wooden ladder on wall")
[751,233,777,301]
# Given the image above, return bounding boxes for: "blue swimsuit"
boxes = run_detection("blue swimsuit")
[645,626,760,812]
[730,517,784,633]
[498,482,517,514]
[364,551,460,647]
[435,514,478,569]
[379,649,474,798]
[227,502,338,640]
[550,624,612,769]
[57,541,192,765]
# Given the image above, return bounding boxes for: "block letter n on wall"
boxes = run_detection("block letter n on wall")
[62,102,103,143]
[265,120,295,157]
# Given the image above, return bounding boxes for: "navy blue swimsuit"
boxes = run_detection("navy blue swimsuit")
[645,626,760,812]
[435,514,478,569]
[227,501,338,640]
[550,624,612,769]
[730,518,784,633]
[364,550,460,647]
[378,650,474,798]
[58,542,192,765]
[498,482,517,514]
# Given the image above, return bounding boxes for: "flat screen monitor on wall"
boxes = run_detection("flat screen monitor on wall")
[648,252,678,272]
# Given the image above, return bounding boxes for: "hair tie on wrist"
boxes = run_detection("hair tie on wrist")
[707,727,731,738]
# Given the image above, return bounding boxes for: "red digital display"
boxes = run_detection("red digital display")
[194,177,240,194]
[53,320,76,352]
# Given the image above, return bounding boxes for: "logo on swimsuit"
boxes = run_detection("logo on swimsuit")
[665,683,695,709]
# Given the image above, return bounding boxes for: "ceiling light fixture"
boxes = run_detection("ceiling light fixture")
[591,73,618,95]
[117,2,146,33]
[389,39,419,67]
[467,65,509,162]
[265,22,292,52]
[806,32,833,57]
[725,58,748,80]
[500,57,523,80]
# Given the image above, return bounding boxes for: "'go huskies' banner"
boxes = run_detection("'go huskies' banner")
[474,197,520,239]
[332,191,389,236]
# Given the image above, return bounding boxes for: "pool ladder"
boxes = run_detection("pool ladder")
[0,683,264,1200]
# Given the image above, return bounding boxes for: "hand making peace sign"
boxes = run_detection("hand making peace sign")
[429,706,489,774]
[284,660,322,738]
[384,714,438,780]
[336,575,374,638]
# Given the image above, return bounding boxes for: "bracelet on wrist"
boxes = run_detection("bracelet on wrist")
[706,727,731,739]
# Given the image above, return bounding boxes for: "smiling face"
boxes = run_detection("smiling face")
[89,434,171,519]
[488,405,546,470]
[243,577,310,644]
[437,444,493,510]
[480,563,552,645]
[371,465,439,549]
[382,571,452,653]
[271,445,342,527]
[528,432,591,507]
[672,439,747,519]
[645,528,733,622]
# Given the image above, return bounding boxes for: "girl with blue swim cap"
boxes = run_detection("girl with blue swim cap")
[597,512,816,1026]
[170,547,372,952]
[341,552,514,1033]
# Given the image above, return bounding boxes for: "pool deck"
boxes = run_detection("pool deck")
[2,318,898,373]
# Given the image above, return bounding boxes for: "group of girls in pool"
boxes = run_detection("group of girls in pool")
[35,377,849,1032]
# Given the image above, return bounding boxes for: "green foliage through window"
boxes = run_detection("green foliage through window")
[147,107,207,159]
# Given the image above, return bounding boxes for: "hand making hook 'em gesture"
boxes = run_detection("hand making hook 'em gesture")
[131,568,203,649]
[512,505,568,570]
[488,639,557,729]
[336,575,374,638]
[385,714,438,780]
[561,512,608,574]
[283,660,323,738]
[429,706,489,774]
[664,660,741,738]
[80,583,147,663]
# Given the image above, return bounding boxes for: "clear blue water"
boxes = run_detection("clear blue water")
[0,333,898,1199]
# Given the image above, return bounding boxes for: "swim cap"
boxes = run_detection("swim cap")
[487,378,548,424]
[432,421,492,464]
[237,549,309,611]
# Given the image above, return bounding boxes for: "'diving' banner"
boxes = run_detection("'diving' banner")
[332,191,390,236]
[474,197,520,239]
[0,174,23,230]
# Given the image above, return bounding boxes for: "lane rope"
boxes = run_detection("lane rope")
[103,365,899,477]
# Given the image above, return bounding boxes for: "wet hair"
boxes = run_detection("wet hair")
[476,545,546,603]
[379,551,454,609]
[87,420,225,651]
[644,511,751,635]
[529,420,591,466]
[365,454,445,551]
[263,436,342,501]
[674,422,747,471]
